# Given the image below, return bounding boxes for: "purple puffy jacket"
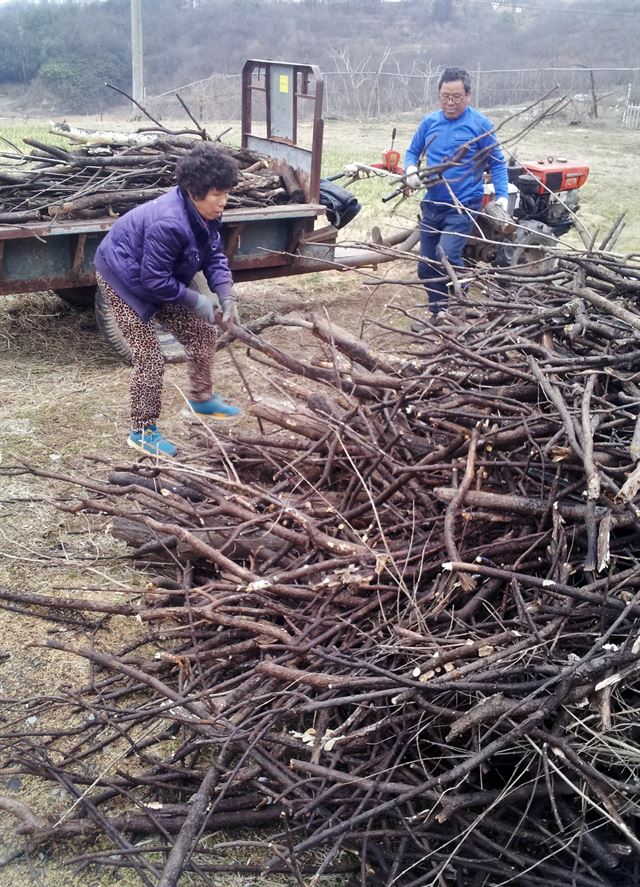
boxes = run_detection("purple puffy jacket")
[94,186,233,322]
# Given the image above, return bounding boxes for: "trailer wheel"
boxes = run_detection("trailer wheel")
[54,286,97,310]
[94,285,194,365]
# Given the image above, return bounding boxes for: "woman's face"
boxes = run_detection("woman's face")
[190,188,229,220]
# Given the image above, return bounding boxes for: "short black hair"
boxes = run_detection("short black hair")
[438,67,471,94]
[176,143,239,198]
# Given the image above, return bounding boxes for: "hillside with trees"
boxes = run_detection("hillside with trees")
[0,0,638,114]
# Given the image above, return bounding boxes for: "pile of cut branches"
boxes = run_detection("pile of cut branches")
[0,122,304,224]
[1,251,639,886]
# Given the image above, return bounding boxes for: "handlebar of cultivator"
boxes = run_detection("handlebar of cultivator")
[382,184,408,203]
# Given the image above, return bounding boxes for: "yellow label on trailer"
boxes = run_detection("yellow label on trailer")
[279,74,289,93]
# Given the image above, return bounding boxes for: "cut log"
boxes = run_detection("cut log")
[49,121,164,147]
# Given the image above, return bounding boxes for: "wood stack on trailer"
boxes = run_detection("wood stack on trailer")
[0,124,306,225]
[0,61,333,305]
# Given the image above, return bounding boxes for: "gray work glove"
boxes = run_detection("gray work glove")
[495,196,510,213]
[191,291,215,324]
[405,165,422,190]
[219,294,239,326]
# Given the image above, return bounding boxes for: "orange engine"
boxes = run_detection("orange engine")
[517,158,590,194]
[504,156,590,236]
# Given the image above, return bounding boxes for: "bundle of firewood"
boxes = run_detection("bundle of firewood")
[1,251,639,886]
[0,122,304,224]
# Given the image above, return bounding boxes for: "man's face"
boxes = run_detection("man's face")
[439,80,470,120]
[190,188,229,220]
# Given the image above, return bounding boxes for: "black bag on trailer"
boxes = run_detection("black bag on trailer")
[319,179,361,230]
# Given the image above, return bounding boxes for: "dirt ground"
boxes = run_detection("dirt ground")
[0,264,419,886]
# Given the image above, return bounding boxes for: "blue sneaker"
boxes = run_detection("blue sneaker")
[188,395,241,419]
[127,425,178,457]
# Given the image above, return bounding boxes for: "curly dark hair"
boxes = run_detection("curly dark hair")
[438,67,471,94]
[176,143,239,198]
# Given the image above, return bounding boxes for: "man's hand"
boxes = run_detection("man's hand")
[495,196,509,213]
[219,295,239,326]
[192,291,215,324]
[405,165,422,190]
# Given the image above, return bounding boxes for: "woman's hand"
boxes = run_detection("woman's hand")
[219,293,239,326]
[191,292,215,324]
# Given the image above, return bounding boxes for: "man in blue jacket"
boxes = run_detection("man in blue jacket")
[404,66,509,325]
[95,142,241,457]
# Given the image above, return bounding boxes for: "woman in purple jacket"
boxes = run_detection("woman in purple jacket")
[95,142,241,457]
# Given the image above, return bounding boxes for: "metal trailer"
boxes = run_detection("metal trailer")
[0,59,341,293]
[0,59,417,359]
[0,61,345,357]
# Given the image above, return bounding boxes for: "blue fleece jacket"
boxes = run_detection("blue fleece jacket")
[404,106,508,207]
[94,186,233,322]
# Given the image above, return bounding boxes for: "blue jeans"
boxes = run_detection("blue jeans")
[418,200,479,314]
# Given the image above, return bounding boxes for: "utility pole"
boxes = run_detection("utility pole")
[131,0,144,119]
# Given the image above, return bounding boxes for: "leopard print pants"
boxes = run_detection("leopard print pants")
[97,273,218,431]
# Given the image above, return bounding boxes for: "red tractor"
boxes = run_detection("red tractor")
[505,155,589,237]
[479,156,591,267]
[338,132,591,267]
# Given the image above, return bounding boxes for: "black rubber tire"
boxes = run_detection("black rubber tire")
[94,286,187,365]
[54,286,97,310]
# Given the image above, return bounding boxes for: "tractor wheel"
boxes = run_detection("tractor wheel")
[94,286,188,365]
[496,221,558,273]
[54,286,97,310]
